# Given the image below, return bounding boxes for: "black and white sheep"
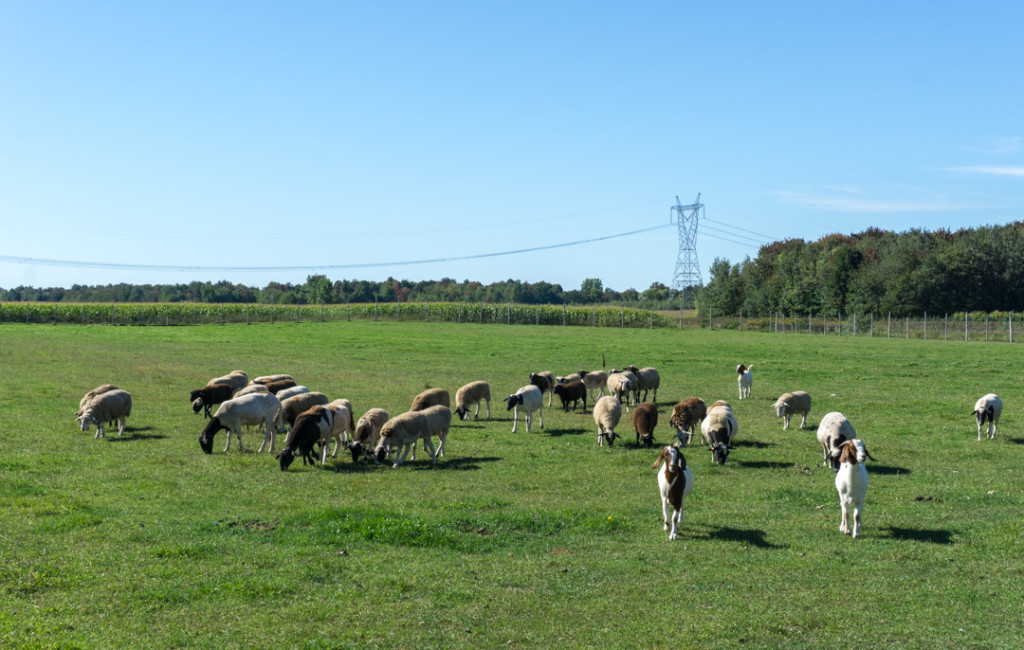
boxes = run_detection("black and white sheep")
[77,389,133,439]
[190,383,235,418]
[323,398,356,461]
[834,438,875,539]
[504,385,544,433]
[528,371,556,407]
[373,411,436,468]
[198,392,283,454]
[552,380,587,413]
[669,398,707,447]
[410,387,450,412]
[277,405,334,471]
[973,393,1002,441]
[454,381,491,420]
[772,391,812,430]
[208,370,248,394]
[701,400,737,465]
[653,445,693,540]
[625,366,660,403]
[632,401,658,448]
[252,374,294,385]
[816,411,857,470]
[264,379,299,395]
[280,392,331,430]
[736,364,753,399]
[348,408,390,462]
[593,395,622,446]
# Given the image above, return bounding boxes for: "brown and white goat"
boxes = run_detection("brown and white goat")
[834,439,876,538]
[653,446,693,540]
[736,364,753,399]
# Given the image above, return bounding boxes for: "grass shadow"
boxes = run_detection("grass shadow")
[105,426,167,442]
[691,524,785,549]
[542,427,585,438]
[735,460,793,470]
[868,465,911,475]
[1007,437,1024,445]
[880,526,954,545]
[731,440,773,449]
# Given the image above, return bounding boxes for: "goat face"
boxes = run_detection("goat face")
[504,394,523,411]
[710,441,729,465]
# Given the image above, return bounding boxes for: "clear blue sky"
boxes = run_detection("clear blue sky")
[2,2,1023,293]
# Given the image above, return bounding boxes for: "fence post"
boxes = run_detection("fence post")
[853,313,857,336]
[167,307,171,327]
[374,296,378,321]
[965,312,968,342]
[425,300,428,322]
[838,315,842,337]
[709,307,713,330]
[193,306,197,325]
[870,312,874,337]
[622,306,625,328]
[650,309,653,329]
[945,313,948,340]
[823,313,827,335]
[82,306,85,325]
[986,312,989,342]
[924,312,927,340]
[592,306,595,327]
[1011,311,1014,343]
[347,303,351,322]
[480,302,483,324]
[905,316,909,339]
[563,304,566,326]
[221,306,224,325]
[888,312,891,338]
[321,304,325,322]
[536,306,540,326]
[111,306,114,326]
[509,302,512,325]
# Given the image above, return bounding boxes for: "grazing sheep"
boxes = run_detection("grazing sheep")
[410,387,450,412]
[264,379,298,395]
[77,389,132,439]
[632,401,658,448]
[323,399,356,461]
[207,371,248,394]
[275,385,310,402]
[280,392,330,430]
[653,445,693,540]
[593,395,622,446]
[504,385,544,433]
[816,411,857,470]
[78,384,119,412]
[625,366,661,403]
[348,408,390,462]
[669,398,707,447]
[420,404,453,458]
[773,391,812,430]
[233,383,269,398]
[198,392,283,454]
[552,381,588,413]
[528,372,556,407]
[277,405,334,471]
[578,370,608,401]
[834,439,876,539]
[701,400,738,465]
[737,364,753,399]
[373,411,436,468]
[454,381,491,420]
[973,393,1002,441]
[556,372,583,385]
[252,374,294,385]
[606,370,637,410]
[190,383,235,418]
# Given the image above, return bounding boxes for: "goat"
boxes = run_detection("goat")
[973,393,1002,441]
[653,446,693,540]
[737,364,753,399]
[834,439,875,538]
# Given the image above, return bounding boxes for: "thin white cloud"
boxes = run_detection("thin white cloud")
[773,189,981,213]
[949,165,1024,178]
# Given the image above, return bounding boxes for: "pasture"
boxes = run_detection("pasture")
[1,321,1022,649]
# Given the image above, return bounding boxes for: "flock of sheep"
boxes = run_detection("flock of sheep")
[73,364,1006,542]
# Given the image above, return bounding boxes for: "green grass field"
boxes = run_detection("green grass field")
[2,321,1023,649]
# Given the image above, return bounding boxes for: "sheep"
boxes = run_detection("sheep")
[973,393,1002,441]
[77,389,132,439]
[653,445,693,540]
[264,379,298,395]
[207,370,248,394]
[625,366,660,403]
[233,383,269,398]
[737,364,753,399]
[701,400,738,465]
[348,408,390,462]
[632,401,658,448]
[593,395,622,446]
[280,392,330,430]
[669,398,707,447]
[78,384,119,412]
[410,387,450,412]
[454,381,491,420]
[816,411,857,470]
[275,385,310,402]
[190,383,236,418]
[578,370,608,401]
[552,381,587,413]
[373,411,436,468]
[528,371,556,407]
[606,370,637,410]
[420,404,453,458]
[556,372,582,385]
[252,374,294,385]
[323,399,356,461]
[504,385,544,433]
[834,439,876,539]
[773,391,812,430]
[277,405,334,471]
[197,392,282,454]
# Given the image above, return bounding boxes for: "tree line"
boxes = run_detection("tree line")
[698,222,1024,317]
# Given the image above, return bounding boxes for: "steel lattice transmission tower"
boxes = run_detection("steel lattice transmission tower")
[671,193,703,307]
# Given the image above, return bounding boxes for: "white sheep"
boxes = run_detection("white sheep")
[816,411,857,470]
[233,384,269,397]
[323,398,356,462]
[578,370,608,401]
[834,438,875,539]
[420,404,453,458]
[198,392,283,454]
[606,370,637,411]
[625,366,660,403]
[275,385,310,402]
[773,391,812,430]
[737,364,753,399]
[410,387,450,411]
[373,411,436,468]
[77,389,133,439]
[504,385,544,433]
[973,393,1002,441]
[208,370,248,394]
[593,395,622,446]
[78,384,119,412]
[653,445,693,540]
[454,381,491,420]
[252,374,294,385]
[701,400,738,464]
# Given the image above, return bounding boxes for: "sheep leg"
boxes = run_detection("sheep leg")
[393,443,412,468]
[538,407,543,429]
[422,436,438,465]
[485,401,491,419]
[799,414,807,429]
[94,423,104,440]
[117,416,126,436]
[511,407,519,433]
[525,411,532,433]
[473,403,480,419]
[852,501,863,539]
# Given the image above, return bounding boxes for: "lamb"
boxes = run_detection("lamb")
[348,408,390,462]
[834,439,876,539]
[77,389,132,439]
[504,385,544,433]
[593,395,622,446]
[701,400,738,465]
[280,392,330,430]
[737,364,753,399]
[323,399,356,461]
[190,383,235,418]
[552,381,587,413]
[454,381,491,420]
[420,404,453,458]
[275,385,310,402]
[578,370,608,401]
[410,387,450,411]
[198,392,283,454]
[816,411,857,470]
[528,371,556,407]
[973,393,1002,441]
[207,370,248,394]
[625,366,660,403]
[632,401,658,448]
[606,370,637,410]
[773,391,812,430]
[264,379,298,395]
[233,384,269,398]
[252,374,294,385]
[373,411,436,468]
[653,445,693,540]
[277,405,334,470]
[669,398,707,447]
